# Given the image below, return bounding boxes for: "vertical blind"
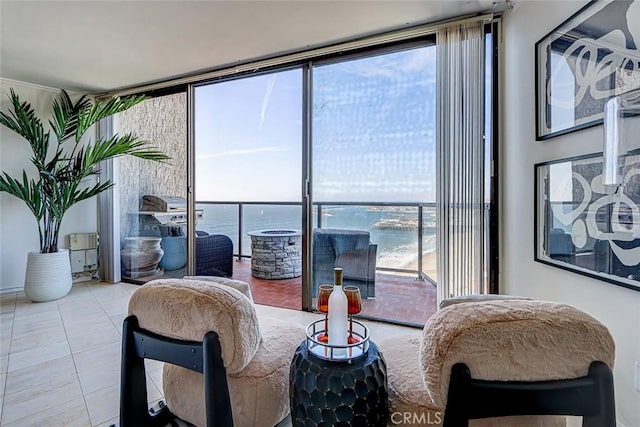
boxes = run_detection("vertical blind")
[436,21,486,304]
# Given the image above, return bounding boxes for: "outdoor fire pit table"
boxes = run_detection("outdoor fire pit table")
[247,229,302,279]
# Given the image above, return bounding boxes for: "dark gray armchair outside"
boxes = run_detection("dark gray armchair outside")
[312,228,377,298]
[195,231,234,277]
[154,226,233,277]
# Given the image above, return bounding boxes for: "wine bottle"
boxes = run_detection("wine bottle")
[328,268,348,356]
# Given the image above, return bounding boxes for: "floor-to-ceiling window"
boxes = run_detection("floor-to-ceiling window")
[106,19,498,326]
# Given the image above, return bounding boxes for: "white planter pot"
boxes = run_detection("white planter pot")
[24,250,72,302]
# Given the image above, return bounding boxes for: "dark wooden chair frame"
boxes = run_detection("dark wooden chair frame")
[443,361,616,427]
[119,315,234,427]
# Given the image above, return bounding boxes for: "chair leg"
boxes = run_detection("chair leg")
[583,362,616,427]
[120,316,151,427]
[203,331,233,427]
[443,363,471,427]
[120,316,174,427]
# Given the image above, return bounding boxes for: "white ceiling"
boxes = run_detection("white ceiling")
[1,1,506,94]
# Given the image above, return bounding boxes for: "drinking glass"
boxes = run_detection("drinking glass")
[316,285,333,343]
[344,286,362,344]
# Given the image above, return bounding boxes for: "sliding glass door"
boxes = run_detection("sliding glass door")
[194,69,304,308]
[104,23,496,327]
[310,45,438,325]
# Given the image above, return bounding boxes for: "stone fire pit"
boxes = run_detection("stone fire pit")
[248,229,302,280]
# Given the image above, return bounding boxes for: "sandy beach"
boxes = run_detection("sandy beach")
[401,250,438,281]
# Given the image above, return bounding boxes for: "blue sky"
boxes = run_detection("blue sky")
[194,45,437,203]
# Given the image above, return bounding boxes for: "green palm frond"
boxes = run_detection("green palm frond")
[0,89,50,167]
[75,94,146,142]
[49,90,91,143]
[0,89,170,253]
[0,171,45,220]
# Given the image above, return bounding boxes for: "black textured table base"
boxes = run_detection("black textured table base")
[289,341,389,427]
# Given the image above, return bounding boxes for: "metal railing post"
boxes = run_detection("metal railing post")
[194,200,437,284]
[417,204,424,281]
[237,203,243,261]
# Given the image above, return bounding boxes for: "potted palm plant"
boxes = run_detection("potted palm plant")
[0,89,169,302]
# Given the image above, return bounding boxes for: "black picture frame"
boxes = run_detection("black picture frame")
[535,0,640,140]
[534,153,640,292]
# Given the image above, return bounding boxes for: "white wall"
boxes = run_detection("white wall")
[0,79,97,292]
[502,2,640,426]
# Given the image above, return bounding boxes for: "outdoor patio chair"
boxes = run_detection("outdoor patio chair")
[195,231,234,277]
[312,228,377,298]
[155,227,233,277]
[378,298,616,426]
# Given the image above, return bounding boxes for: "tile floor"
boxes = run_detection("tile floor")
[0,281,418,426]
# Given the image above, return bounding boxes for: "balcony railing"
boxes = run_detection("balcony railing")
[195,201,437,284]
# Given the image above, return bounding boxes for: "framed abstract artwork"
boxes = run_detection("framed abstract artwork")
[534,153,640,292]
[535,0,640,140]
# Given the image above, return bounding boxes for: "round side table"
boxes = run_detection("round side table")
[289,340,389,427]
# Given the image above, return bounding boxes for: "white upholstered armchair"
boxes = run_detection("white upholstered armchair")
[120,277,305,427]
[378,298,616,427]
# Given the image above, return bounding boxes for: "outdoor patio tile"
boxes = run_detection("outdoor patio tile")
[1,371,83,425]
[5,355,76,395]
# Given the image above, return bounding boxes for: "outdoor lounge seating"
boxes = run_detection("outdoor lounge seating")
[378,298,616,426]
[312,228,377,298]
[195,231,234,277]
[120,277,305,427]
[156,226,233,277]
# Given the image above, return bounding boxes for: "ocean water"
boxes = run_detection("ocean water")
[196,204,436,270]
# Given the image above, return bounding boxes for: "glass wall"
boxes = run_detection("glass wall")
[194,69,303,203]
[194,69,304,286]
[180,27,496,326]
[113,92,189,283]
[310,46,438,324]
